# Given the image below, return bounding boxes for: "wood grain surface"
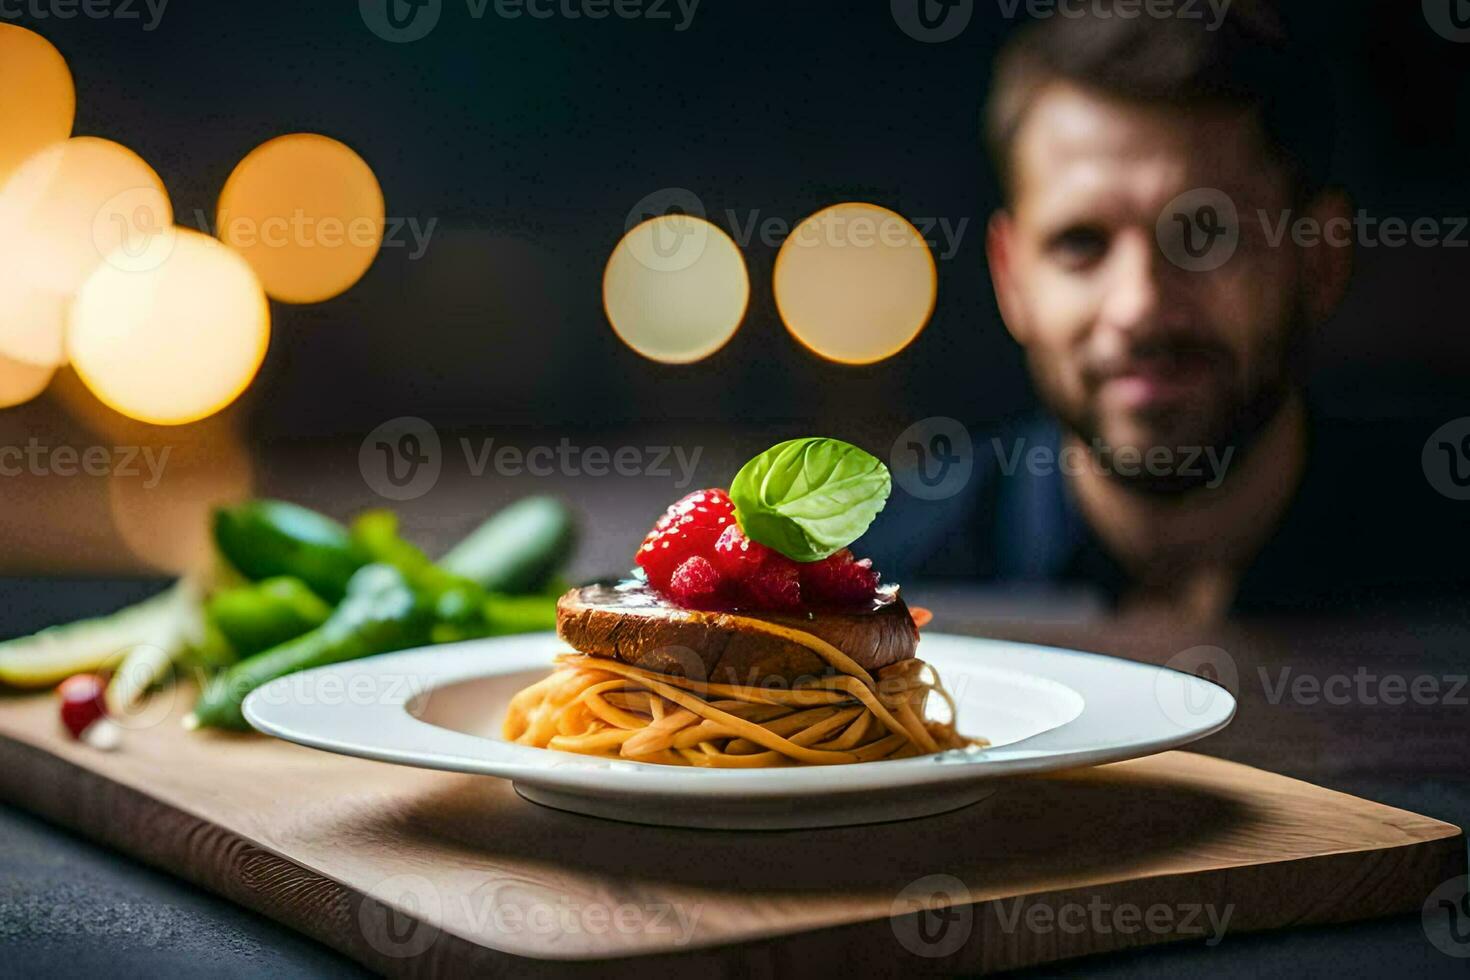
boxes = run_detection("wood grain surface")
[0,683,1461,978]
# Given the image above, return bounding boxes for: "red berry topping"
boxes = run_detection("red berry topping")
[58,673,108,739]
[712,525,805,610]
[635,489,736,589]
[668,555,725,608]
[741,558,803,610]
[800,549,880,606]
[711,523,777,578]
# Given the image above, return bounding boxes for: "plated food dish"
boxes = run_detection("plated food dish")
[504,438,980,767]
[244,631,1234,828]
[242,437,1235,828]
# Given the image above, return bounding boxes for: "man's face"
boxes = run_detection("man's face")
[990,83,1308,491]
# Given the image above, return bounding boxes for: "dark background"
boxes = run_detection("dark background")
[4,7,1470,974]
[15,0,1470,447]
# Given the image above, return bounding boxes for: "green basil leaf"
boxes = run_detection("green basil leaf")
[729,438,891,562]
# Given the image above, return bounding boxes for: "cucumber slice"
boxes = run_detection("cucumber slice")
[106,580,203,713]
[438,496,576,594]
[0,582,191,689]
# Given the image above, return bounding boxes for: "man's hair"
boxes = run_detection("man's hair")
[985,0,1335,203]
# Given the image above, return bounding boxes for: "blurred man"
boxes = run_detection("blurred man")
[876,2,1466,618]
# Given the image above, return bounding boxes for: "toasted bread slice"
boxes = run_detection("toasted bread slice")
[555,581,919,686]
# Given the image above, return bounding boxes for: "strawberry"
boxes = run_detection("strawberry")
[635,488,736,590]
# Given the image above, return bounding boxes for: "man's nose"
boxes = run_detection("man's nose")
[1099,230,1173,333]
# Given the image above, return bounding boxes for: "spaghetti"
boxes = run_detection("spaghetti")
[503,612,980,767]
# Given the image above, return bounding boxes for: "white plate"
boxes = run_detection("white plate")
[243,632,1235,829]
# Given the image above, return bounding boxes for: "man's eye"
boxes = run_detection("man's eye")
[1047,226,1108,267]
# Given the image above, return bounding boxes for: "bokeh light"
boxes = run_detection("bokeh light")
[0,137,172,367]
[68,229,270,426]
[773,202,937,365]
[0,24,75,186]
[216,133,385,303]
[109,427,254,575]
[0,351,54,409]
[603,215,749,364]
[0,282,69,368]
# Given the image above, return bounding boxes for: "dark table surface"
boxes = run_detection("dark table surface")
[2,578,1467,978]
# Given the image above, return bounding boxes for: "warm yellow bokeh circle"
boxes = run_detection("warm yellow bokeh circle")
[0,137,172,367]
[216,133,386,304]
[0,352,54,409]
[68,229,271,426]
[109,429,255,574]
[773,202,937,365]
[603,215,750,364]
[0,24,75,186]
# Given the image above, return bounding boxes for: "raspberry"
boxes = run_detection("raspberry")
[635,489,735,589]
[712,524,778,578]
[711,525,805,610]
[800,549,880,606]
[668,555,725,608]
[739,559,803,610]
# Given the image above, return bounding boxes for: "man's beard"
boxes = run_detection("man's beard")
[1043,314,1310,496]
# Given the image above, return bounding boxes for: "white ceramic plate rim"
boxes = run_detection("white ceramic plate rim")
[243,632,1235,797]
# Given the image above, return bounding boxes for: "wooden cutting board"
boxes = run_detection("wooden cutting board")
[0,685,1461,978]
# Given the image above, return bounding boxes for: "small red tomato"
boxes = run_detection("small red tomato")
[58,673,108,739]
